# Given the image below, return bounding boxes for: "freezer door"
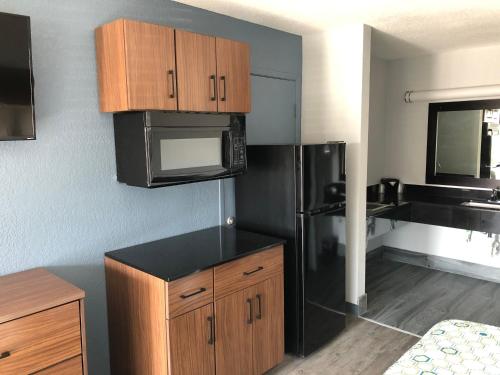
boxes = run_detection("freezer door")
[299,207,346,356]
[298,143,346,213]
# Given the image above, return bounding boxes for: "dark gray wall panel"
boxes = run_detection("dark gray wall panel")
[247,75,297,145]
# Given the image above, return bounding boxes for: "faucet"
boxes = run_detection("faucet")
[491,186,500,202]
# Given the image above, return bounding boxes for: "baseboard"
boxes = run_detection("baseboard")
[345,302,361,316]
[366,246,384,260]
[345,294,368,316]
[381,246,500,284]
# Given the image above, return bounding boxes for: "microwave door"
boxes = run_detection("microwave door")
[148,127,230,184]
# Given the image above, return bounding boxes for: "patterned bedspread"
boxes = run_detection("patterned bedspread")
[384,320,500,375]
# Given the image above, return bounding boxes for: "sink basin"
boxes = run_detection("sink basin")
[461,200,500,210]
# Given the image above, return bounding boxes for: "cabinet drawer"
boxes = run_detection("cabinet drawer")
[166,268,214,319]
[0,302,82,375]
[36,355,83,375]
[214,246,283,300]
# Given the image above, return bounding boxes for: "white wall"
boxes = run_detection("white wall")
[384,223,500,268]
[368,44,500,267]
[367,56,388,185]
[302,24,371,305]
[385,44,500,184]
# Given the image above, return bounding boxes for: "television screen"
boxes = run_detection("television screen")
[0,12,35,140]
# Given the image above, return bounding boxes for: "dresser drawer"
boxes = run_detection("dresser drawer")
[166,268,214,319]
[214,245,283,300]
[0,302,82,375]
[36,355,83,375]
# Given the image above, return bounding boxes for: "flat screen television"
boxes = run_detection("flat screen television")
[0,12,35,140]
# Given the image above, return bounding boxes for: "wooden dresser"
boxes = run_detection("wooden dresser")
[105,226,284,375]
[0,268,87,375]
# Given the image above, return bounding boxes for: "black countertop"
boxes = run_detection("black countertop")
[367,184,492,210]
[365,184,500,233]
[105,226,285,282]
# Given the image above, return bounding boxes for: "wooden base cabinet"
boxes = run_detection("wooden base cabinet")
[215,273,284,375]
[215,288,254,375]
[252,274,285,375]
[105,245,284,375]
[167,304,215,375]
[0,268,87,375]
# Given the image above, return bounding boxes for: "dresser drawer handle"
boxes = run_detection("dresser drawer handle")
[180,287,206,299]
[0,351,10,360]
[243,266,263,276]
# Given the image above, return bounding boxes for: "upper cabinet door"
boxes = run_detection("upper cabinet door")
[123,20,177,111]
[175,30,218,112]
[216,37,251,113]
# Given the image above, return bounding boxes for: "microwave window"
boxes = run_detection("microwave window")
[160,138,222,171]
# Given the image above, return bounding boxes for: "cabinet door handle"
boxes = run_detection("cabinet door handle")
[220,76,226,101]
[256,294,262,320]
[207,316,215,345]
[210,75,217,101]
[180,287,206,299]
[168,69,175,98]
[243,266,263,276]
[246,298,253,324]
[0,351,10,360]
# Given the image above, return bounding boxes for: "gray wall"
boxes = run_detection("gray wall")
[0,1,301,373]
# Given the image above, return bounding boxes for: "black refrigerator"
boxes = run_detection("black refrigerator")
[235,143,346,357]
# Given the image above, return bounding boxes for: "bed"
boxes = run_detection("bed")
[384,320,500,375]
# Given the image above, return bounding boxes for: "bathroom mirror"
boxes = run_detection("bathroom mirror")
[426,99,500,188]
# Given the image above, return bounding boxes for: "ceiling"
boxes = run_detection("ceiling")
[174,0,500,60]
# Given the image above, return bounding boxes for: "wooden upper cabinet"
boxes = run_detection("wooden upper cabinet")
[95,19,177,112]
[95,19,251,113]
[216,37,251,113]
[175,30,217,112]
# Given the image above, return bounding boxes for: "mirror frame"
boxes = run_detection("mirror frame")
[426,99,500,189]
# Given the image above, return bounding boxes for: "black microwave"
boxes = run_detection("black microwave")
[113,112,247,188]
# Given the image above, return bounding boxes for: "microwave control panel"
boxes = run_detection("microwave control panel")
[231,136,246,168]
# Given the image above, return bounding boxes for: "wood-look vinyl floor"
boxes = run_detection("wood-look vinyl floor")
[364,256,500,336]
[268,317,419,375]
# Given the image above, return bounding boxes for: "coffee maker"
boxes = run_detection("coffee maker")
[380,178,400,203]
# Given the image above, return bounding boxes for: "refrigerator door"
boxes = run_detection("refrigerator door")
[298,206,346,356]
[297,143,346,213]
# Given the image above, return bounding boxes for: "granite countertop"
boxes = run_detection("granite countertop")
[366,184,496,218]
[105,226,285,282]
